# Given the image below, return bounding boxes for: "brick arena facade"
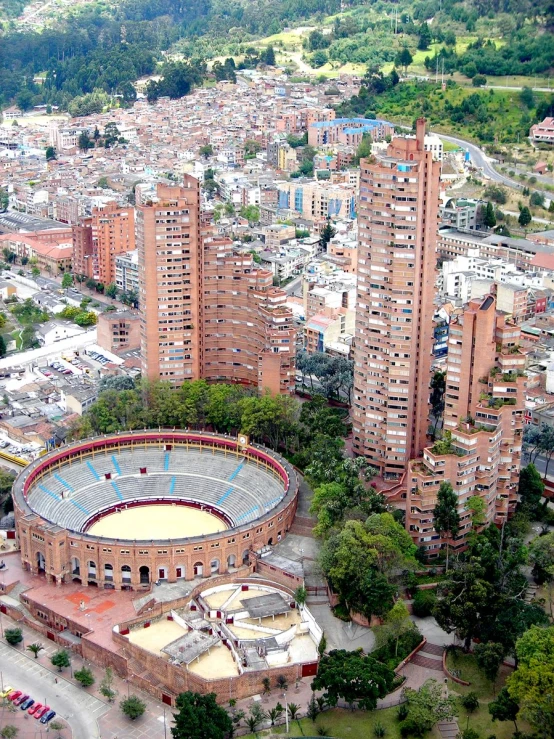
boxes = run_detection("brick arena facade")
[13,431,299,590]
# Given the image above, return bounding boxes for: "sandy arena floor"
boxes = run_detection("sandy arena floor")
[228,624,271,640]
[87,505,228,539]
[127,619,187,657]
[203,589,237,609]
[187,642,239,678]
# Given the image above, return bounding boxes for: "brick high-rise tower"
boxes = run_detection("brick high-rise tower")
[137,176,295,392]
[407,295,525,556]
[352,119,440,479]
[137,176,202,383]
[72,203,135,283]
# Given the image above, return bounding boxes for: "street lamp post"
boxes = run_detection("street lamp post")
[284,692,289,734]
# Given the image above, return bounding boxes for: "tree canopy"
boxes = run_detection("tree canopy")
[507,625,554,738]
[171,692,232,739]
[434,524,548,653]
[319,514,416,618]
[311,649,395,710]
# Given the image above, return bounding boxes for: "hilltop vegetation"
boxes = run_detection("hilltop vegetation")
[338,73,554,143]
[0,0,552,114]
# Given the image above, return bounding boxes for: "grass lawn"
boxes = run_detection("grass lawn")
[253,28,310,49]
[441,138,462,152]
[11,328,23,351]
[445,652,531,739]
[241,706,442,739]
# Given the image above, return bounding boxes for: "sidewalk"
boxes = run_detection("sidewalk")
[0,617,174,738]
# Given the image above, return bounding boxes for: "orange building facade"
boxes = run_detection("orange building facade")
[138,177,295,393]
[406,295,526,555]
[352,119,440,479]
[72,203,135,284]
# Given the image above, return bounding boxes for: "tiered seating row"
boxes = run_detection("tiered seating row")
[27,446,286,534]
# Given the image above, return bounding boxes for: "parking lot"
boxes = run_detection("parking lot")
[0,642,109,737]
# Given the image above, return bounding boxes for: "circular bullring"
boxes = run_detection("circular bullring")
[13,431,298,589]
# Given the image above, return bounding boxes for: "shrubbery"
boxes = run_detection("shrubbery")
[412,589,437,618]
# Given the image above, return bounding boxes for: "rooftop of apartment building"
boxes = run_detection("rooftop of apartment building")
[0,211,68,233]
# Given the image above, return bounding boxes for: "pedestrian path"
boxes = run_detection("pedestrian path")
[438,719,460,739]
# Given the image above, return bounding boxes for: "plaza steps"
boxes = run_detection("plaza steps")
[438,721,460,739]
[411,652,443,671]
[422,642,445,657]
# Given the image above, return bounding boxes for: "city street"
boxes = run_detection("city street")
[0,642,109,738]
[523,451,554,480]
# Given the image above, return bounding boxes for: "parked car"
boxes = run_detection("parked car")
[13,693,28,706]
[20,698,35,710]
[35,705,50,720]
[40,710,56,724]
[0,686,14,698]
[8,691,22,702]
[28,702,42,715]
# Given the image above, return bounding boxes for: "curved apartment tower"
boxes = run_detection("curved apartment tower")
[137,176,295,393]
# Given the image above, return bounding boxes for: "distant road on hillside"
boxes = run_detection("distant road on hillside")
[436,132,551,202]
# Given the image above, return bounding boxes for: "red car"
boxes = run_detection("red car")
[28,702,42,716]
[13,694,28,706]
[8,691,22,702]
[35,705,50,720]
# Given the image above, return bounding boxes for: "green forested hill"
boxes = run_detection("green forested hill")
[0,0,552,113]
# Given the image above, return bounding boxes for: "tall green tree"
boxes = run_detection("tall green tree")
[78,131,92,151]
[474,641,505,687]
[380,600,411,657]
[430,370,445,437]
[529,532,554,616]
[311,650,395,711]
[433,481,460,570]
[483,201,496,228]
[507,625,554,738]
[396,47,413,74]
[518,463,545,516]
[418,23,432,50]
[318,218,336,251]
[489,687,520,733]
[518,206,532,230]
[434,558,493,652]
[171,692,232,739]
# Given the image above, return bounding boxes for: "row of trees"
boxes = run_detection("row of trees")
[72,378,350,464]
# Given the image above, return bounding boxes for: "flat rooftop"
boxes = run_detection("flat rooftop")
[241,592,290,619]
[162,630,220,665]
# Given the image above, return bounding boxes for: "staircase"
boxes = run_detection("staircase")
[411,641,444,672]
[437,720,460,739]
